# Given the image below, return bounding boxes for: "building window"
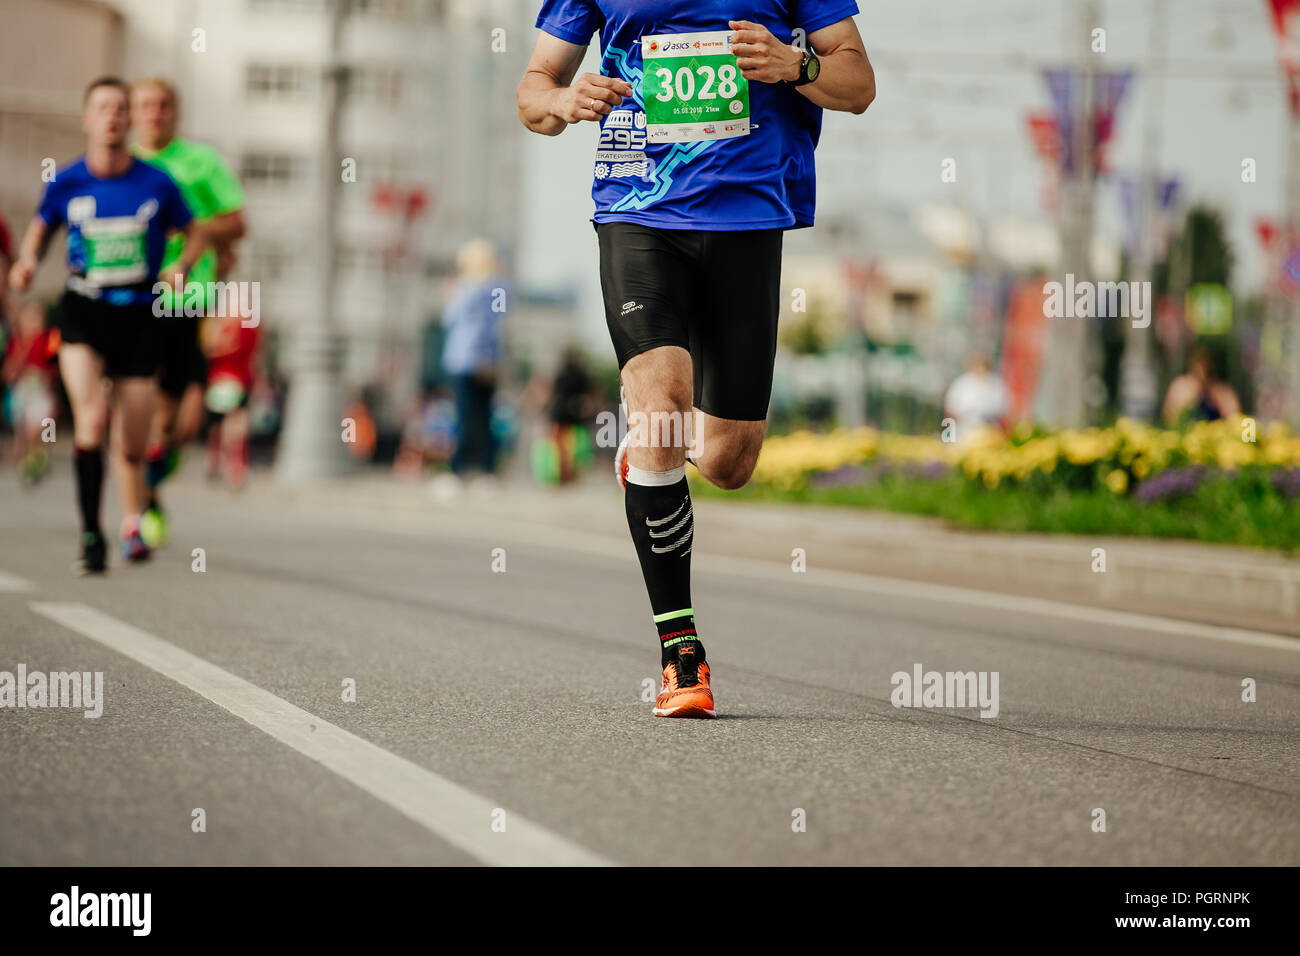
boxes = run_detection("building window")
[247,0,323,12]
[349,67,404,108]
[351,0,431,18]
[246,243,292,281]
[246,64,310,100]
[240,152,306,188]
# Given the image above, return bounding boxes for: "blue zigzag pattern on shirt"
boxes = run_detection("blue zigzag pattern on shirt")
[600,42,715,212]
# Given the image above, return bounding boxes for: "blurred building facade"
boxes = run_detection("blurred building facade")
[0,0,123,299]
[5,0,1297,432]
[6,0,531,420]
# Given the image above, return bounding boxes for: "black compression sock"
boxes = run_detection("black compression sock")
[623,471,704,666]
[73,446,104,535]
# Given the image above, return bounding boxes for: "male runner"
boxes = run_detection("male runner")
[8,77,205,572]
[518,3,873,717]
[129,77,246,546]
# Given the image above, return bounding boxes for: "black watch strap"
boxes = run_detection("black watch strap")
[791,47,820,87]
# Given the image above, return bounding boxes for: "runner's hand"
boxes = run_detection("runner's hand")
[554,73,633,124]
[8,257,36,292]
[729,20,802,84]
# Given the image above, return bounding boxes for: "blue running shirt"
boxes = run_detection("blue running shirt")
[535,0,859,230]
[37,157,193,306]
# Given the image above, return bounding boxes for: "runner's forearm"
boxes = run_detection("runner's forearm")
[17,218,51,265]
[517,74,570,136]
[172,221,209,278]
[517,33,597,135]
[204,210,245,247]
[797,46,874,114]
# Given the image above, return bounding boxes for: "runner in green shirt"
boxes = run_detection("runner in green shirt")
[129,77,246,546]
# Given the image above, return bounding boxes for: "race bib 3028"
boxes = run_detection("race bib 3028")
[641,31,751,144]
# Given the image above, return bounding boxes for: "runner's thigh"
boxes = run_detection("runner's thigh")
[691,229,783,422]
[597,222,694,368]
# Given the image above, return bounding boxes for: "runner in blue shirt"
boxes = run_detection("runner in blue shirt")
[518,2,874,718]
[8,77,207,574]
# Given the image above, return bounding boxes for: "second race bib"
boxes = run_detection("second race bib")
[641,31,750,144]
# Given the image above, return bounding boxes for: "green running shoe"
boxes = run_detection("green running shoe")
[141,507,169,548]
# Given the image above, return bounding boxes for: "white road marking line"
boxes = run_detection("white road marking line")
[29,601,613,867]
[342,508,1300,653]
[741,560,1300,653]
[0,570,35,593]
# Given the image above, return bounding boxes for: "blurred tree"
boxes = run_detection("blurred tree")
[1154,204,1234,296]
[780,304,834,355]
[1152,205,1247,413]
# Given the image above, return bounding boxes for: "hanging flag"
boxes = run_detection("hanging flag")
[1283,244,1300,299]
[1257,218,1280,250]
[1115,174,1180,256]
[1042,70,1076,172]
[1091,71,1133,174]
[1267,0,1300,116]
[1025,111,1062,164]
[1040,69,1132,175]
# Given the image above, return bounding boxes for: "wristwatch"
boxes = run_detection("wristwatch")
[790,46,821,86]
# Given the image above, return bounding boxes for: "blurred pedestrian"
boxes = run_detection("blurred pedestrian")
[1162,346,1241,426]
[201,308,260,489]
[2,301,58,483]
[527,346,597,485]
[393,388,456,478]
[944,350,1008,443]
[442,238,506,477]
[342,390,378,464]
[0,212,13,304]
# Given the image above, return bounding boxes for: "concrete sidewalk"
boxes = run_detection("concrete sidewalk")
[246,472,1300,638]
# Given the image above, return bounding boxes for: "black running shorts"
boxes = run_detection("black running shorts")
[157,316,208,398]
[55,289,161,380]
[596,222,783,422]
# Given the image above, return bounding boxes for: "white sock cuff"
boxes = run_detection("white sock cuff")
[625,463,686,487]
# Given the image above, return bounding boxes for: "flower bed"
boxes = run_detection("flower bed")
[700,418,1300,550]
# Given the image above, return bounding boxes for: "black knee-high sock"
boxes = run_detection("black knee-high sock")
[624,473,704,665]
[73,447,104,535]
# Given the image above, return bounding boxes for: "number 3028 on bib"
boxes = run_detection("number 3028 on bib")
[641,31,751,144]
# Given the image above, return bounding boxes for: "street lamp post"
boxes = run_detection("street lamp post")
[1119,0,1167,423]
[1046,0,1100,428]
[275,0,353,482]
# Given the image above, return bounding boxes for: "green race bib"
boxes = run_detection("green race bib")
[81,216,148,287]
[641,31,750,144]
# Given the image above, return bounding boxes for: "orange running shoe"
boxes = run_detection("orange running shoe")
[654,643,716,718]
[615,427,630,490]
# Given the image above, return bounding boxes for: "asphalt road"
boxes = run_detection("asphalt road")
[2,467,1298,866]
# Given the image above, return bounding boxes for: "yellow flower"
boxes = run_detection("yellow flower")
[1105,469,1129,495]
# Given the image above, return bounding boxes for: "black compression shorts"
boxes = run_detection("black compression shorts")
[55,289,161,380]
[596,221,782,422]
[157,316,208,398]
